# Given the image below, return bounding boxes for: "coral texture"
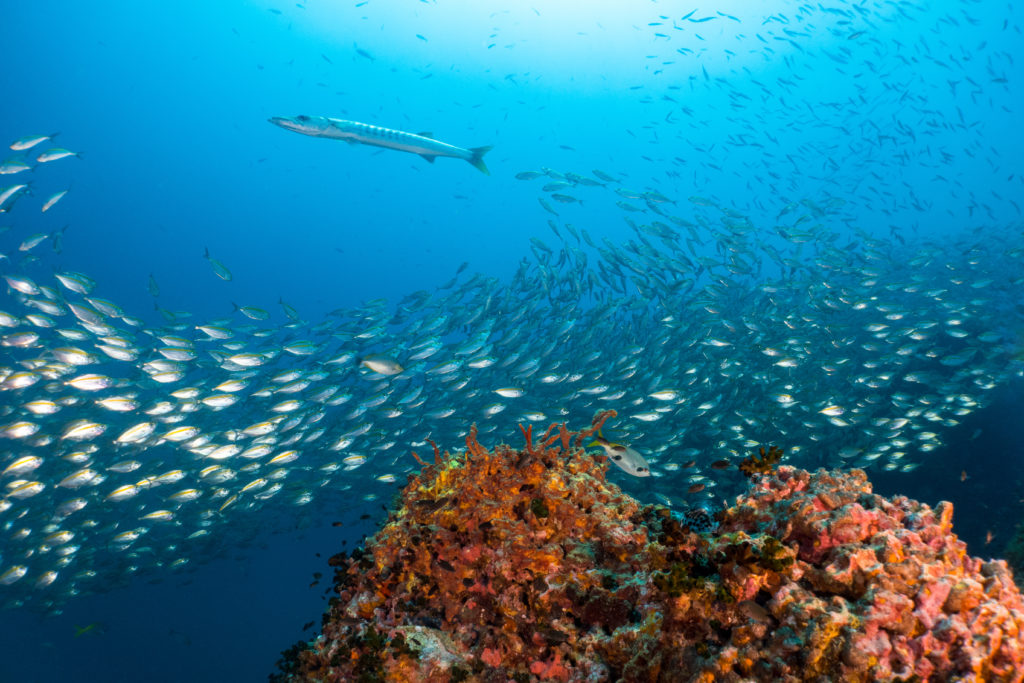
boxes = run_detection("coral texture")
[272,413,1024,682]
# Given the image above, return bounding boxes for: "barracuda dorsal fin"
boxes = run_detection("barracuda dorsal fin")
[418,132,434,138]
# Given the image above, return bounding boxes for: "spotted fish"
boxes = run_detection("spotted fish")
[589,433,651,477]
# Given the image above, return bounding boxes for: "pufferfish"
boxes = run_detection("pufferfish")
[588,431,651,477]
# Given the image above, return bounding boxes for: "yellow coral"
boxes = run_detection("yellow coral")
[805,615,848,677]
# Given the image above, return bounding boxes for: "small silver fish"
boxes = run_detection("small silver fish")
[589,434,651,477]
[359,355,404,376]
[10,133,57,151]
[204,247,232,281]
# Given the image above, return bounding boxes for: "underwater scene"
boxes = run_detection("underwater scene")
[2,0,1024,681]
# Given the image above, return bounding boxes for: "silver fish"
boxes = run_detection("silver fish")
[589,435,651,477]
[269,115,492,174]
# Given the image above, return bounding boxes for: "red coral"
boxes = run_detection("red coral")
[530,651,571,681]
[479,647,501,668]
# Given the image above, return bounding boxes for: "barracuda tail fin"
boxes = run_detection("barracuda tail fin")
[468,146,492,175]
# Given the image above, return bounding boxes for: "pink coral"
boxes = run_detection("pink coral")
[479,647,501,668]
[727,466,1024,681]
[530,652,570,681]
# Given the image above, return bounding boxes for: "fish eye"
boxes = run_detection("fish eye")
[612,455,622,461]
[297,115,309,121]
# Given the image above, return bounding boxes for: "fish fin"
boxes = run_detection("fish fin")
[419,155,436,164]
[418,131,434,138]
[468,145,492,175]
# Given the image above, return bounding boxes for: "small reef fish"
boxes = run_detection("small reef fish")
[10,133,57,151]
[359,355,404,376]
[35,148,79,163]
[0,158,31,175]
[269,115,492,174]
[41,189,68,212]
[0,183,30,212]
[588,433,651,477]
[204,247,233,281]
[73,623,104,637]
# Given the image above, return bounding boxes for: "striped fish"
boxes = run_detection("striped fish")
[269,114,491,174]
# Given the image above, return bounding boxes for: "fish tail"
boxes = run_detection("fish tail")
[467,146,492,175]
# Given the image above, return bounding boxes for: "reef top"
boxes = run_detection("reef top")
[273,414,1024,682]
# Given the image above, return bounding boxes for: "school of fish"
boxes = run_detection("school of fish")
[1,0,1022,612]
[2,141,1022,609]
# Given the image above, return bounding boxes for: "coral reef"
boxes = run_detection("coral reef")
[272,412,1024,682]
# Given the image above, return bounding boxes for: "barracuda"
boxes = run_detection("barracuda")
[269,115,491,174]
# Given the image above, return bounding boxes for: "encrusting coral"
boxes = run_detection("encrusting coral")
[272,411,1024,682]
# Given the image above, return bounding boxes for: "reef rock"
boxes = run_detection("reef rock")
[272,413,1024,682]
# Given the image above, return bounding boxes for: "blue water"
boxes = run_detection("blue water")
[1,1,1022,680]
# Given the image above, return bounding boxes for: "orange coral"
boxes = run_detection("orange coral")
[273,420,1024,683]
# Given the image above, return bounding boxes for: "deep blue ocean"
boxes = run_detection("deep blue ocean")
[1,1,1022,681]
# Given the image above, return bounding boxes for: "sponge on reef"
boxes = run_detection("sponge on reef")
[272,411,1024,682]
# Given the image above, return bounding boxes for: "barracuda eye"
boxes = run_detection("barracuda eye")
[297,115,309,122]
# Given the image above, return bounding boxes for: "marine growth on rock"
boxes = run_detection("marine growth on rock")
[273,413,1024,682]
